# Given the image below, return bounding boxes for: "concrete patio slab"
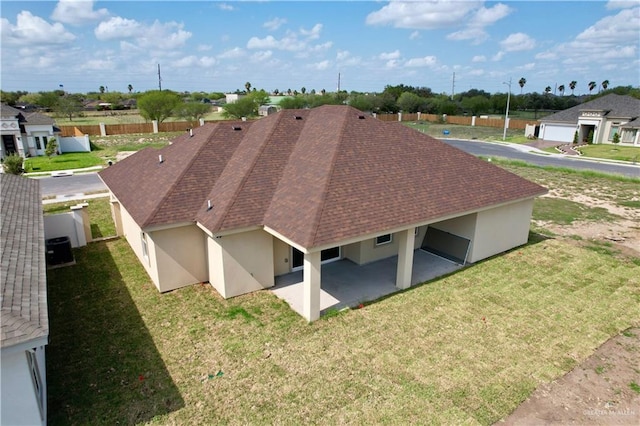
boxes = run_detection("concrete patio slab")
[271,249,463,316]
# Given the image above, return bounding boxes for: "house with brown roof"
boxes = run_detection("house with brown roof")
[0,104,61,159]
[1,174,49,425]
[99,105,546,321]
[539,94,640,145]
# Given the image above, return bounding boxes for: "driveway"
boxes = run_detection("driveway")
[271,249,463,316]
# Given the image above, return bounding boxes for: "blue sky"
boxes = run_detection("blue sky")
[1,1,639,95]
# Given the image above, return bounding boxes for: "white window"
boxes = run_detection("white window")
[375,234,392,246]
[608,125,619,141]
[141,232,149,260]
[26,350,45,420]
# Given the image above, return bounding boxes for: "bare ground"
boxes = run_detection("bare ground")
[499,182,640,425]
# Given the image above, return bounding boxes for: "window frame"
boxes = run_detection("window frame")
[375,234,393,246]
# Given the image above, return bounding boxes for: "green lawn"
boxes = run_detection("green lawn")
[52,110,226,126]
[45,164,640,425]
[578,144,640,162]
[24,153,104,172]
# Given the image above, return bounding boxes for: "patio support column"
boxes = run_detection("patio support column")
[303,251,321,322]
[396,228,415,289]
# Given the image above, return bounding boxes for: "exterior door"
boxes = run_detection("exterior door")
[291,246,341,271]
[2,135,17,155]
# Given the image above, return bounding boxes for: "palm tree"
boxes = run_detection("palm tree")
[588,81,596,93]
[244,82,251,93]
[569,81,577,95]
[544,86,552,95]
[127,84,133,93]
[99,86,105,94]
[321,89,326,95]
[601,80,609,91]
[558,84,565,96]
[273,88,279,95]
[518,77,526,94]
[301,87,306,95]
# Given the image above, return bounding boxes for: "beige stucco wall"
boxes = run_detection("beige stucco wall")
[1,346,46,426]
[469,199,534,263]
[273,238,290,276]
[208,229,275,298]
[153,224,208,292]
[110,200,124,236]
[343,227,422,266]
[119,204,160,287]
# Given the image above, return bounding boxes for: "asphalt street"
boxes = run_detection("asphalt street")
[35,139,639,198]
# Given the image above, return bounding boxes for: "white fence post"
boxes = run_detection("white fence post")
[99,123,106,136]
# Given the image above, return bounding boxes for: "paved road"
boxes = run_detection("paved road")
[34,139,639,197]
[442,139,640,178]
[37,172,106,197]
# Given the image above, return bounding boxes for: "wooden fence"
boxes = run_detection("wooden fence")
[58,113,537,136]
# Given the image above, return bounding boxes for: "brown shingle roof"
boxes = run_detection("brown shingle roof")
[1,174,48,349]
[100,105,547,249]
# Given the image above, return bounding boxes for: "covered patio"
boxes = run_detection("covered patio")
[271,249,463,318]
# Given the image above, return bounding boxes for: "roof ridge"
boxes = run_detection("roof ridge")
[144,126,215,227]
[209,115,282,230]
[308,106,351,247]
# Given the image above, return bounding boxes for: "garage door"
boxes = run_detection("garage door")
[542,124,575,143]
[421,227,471,265]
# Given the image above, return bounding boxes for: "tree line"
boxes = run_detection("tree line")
[1,82,638,122]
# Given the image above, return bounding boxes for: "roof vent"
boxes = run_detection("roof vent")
[294,115,303,120]
[158,154,164,163]
[207,200,213,210]
[232,126,242,131]
[358,115,365,119]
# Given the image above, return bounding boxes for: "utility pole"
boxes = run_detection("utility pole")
[502,77,512,141]
[337,72,341,92]
[451,72,455,100]
[158,64,162,91]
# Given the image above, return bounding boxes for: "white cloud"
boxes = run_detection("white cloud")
[606,1,638,10]
[247,24,324,51]
[95,17,140,40]
[81,58,116,71]
[366,0,480,29]
[300,23,322,40]
[472,55,486,62]
[218,3,234,11]
[264,17,286,31]
[447,27,488,44]
[500,33,536,52]
[95,17,191,50]
[536,7,639,68]
[218,47,245,59]
[409,31,420,40]
[336,50,351,61]
[51,0,109,25]
[379,50,401,60]
[470,3,511,26]
[405,55,437,67]
[310,60,331,71]
[251,50,273,62]
[385,59,400,69]
[492,51,505,61]
[197,44,212,52]
[1,11,76,46]
[173,55,216,68]
[516,63,536,71]
[469,69,485,76]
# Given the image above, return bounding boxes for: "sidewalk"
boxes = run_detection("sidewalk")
[25,165,103,178]
[42,192,109,205]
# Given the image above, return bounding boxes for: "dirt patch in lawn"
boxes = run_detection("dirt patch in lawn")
[499,328,640,425]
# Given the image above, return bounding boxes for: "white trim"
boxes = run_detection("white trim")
[375,234,393,246]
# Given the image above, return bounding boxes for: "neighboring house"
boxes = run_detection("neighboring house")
[1,174,49,425]
[539,94,640,145]
[224,93,246,104]
[99,105,546,321]
[0,104,60,159]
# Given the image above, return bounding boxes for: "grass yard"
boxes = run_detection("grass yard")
[24,153,104,173]
[578,144,640,163]
[405,122,525,142]
[46,163,640,425]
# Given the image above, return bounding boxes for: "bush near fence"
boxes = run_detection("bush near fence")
[58,113,535,136]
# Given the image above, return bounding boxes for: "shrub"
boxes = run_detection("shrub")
[612,132,620,144]
[2,153,24,175]
[587,130,594,145]
[573,131,578,145]
[45,137,58,159]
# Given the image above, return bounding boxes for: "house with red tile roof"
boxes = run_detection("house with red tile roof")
[99,105,546,321]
